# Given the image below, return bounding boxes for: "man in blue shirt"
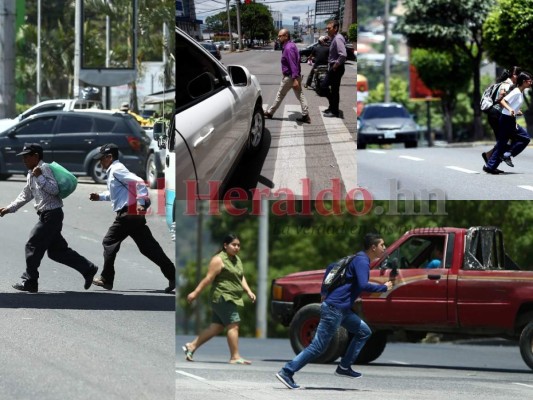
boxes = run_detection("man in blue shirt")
[276,233,393,389]
[89,143,175,293]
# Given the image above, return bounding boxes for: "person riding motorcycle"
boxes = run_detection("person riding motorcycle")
[304,36,330,90]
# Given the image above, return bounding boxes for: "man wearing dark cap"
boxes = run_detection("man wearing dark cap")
[0,143,99,293]
[89,143,175,293]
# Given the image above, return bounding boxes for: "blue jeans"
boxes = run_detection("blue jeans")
[282,301,372,376]
[487,114,531,170]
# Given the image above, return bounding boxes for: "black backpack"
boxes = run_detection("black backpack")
[322,254,356,293]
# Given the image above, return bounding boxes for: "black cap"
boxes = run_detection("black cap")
[94,143,119,160]
[17,143,43,157]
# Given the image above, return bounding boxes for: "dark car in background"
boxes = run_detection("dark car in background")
[299,41,356,63]
[200,42,221,60]
[357,103,420,149]
[0,110,150,183]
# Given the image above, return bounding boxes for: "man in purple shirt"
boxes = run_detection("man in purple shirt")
[265,29,310,123]
[323,20,347,118]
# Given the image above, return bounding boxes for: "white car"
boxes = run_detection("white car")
[0,99,103,132]
[169,27,265,202]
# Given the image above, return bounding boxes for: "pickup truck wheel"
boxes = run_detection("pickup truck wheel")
[289,303,343,364]
[519,320,533,370]
[354,331,388,364]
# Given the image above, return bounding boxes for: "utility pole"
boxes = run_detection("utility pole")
[384,0,391,103]
[236,0,243,50]
[226,0,234,52]
[74,0,81,98]
[256,198,268,339]
[0,0,16,118]
[37,0,41,103]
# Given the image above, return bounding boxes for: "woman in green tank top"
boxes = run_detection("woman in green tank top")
[182,234,256,364]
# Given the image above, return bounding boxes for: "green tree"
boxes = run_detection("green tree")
[348,23,357,43]
[410,48,471,142]
[396,0,496,141]
[240,3,275,42]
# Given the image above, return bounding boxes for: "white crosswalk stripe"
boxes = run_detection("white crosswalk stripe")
[445,166,480,174]
[319,106,357,189]
[262,104,356,195]
[271,104,308,196]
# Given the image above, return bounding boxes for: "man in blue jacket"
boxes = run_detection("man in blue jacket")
[276,233,393,389]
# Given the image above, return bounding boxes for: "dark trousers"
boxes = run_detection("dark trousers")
[101,212,175,284]
[325,64,345,114]
[487,114,531,170]
[24,208,96,282]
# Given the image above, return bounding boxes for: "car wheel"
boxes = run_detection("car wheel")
[357,142,367,150]
[519,320,533,370]
[246,103,264,153]
[354,331,388,364]
[289,303,344,364]
[300,54,308,63]
[145,153,158,189]
[90,160,107,184]
[405,140,418,148]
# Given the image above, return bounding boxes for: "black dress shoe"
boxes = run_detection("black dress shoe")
[83,266,99,290]
[165,280,176,294]
[483,166,501,175]
[93,276,113,290]
[481,152,488,164]
[323,111,339,118]
[13,281,38,293]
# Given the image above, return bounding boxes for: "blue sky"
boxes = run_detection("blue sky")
[194,0,327,26]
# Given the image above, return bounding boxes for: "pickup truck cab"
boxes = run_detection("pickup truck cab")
[271,226,533,370]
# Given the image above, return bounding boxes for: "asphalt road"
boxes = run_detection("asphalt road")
[176,336,533,400]
[219,47,357,199]
[357,144,533,199]
[0,176,175,399]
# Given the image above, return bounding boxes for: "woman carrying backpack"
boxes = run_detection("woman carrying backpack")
[485,71,533,174]
[482,66,521,171]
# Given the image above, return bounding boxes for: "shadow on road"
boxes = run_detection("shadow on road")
[370,362,527,374]
[0,290,174,311]
[223,127,272,195]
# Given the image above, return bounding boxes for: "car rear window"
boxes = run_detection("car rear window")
[57,115,94,133]
[94,116,117,132]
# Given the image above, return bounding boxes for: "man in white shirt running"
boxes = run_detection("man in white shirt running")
[89,143,175,293]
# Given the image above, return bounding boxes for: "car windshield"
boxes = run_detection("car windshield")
[363,106,410,119]
[201,43,215,50]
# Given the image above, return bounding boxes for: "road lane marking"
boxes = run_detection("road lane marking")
[512,382,533,388]
[176,370,206,381]
[367,150,387,154]
[445,166,480,174]
[389,360,410,365]
[320,106,357,189]
[271,104,308,196]
[399,156,424,161]
[518,185,533,192]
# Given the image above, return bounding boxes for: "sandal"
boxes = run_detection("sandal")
[229,357,251,365]
[182,344,194,361]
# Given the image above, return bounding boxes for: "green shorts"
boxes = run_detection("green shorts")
[211,300,241,326]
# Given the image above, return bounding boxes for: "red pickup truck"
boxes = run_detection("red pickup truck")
[271,226,533,370]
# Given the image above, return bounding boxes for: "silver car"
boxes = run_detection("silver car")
[357,102,420,149]
[171,27,265,199]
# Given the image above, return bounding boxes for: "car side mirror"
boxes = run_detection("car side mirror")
[228,65,250,87]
